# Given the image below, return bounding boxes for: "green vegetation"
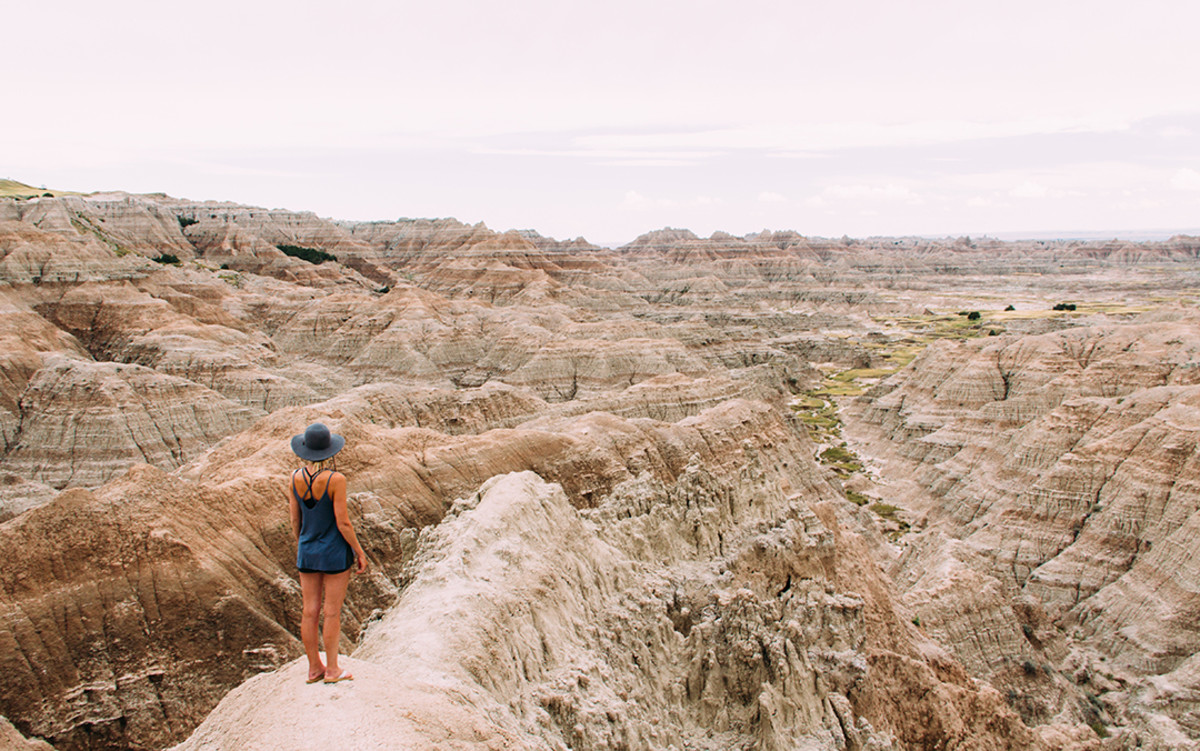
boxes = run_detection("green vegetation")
[792,394,841,440]
[277,243,337,265]
[152,253,180,265]
[791,308,1025,541]
[1052,302,1077,311]
[819,445,863,476]
[845,490,870,506]
[869,502,901,520]
[178,216,199,229]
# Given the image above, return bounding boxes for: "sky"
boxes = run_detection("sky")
[6,0,1200,245]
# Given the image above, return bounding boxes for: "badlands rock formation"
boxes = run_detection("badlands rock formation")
[847,315,1200,747]
[0,188,1197,749]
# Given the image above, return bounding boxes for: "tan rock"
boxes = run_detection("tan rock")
[4,356,263,488]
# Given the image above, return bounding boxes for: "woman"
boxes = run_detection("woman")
[289,422,368,684]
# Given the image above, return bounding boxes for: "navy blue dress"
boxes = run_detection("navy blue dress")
[294,468,354,574]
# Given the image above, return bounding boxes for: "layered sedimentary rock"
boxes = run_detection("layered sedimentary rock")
[1,188,1198,749]
[4,356,263,488]
[0,392,818,749]
[0,220,147,285]
[847,314,1200,746]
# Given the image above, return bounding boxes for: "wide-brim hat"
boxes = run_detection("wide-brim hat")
[291,422,345,462]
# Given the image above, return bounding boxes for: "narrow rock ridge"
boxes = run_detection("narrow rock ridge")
[176,469,1044,750]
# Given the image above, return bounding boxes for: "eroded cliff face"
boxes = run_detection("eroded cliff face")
[0,189,1197,749]
[847,316,1200,748]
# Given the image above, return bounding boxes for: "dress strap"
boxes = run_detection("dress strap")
[294,467,328,506]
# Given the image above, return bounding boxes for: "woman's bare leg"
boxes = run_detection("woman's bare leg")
[298,572,326,681]
[321,569,353,679]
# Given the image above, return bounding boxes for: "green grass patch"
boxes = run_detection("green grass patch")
[1073,302,1153,316]
[883,349,920,368]
[796,411,840,430]
[869,502,901,520]
[820,446,857,463]
[0,178,78,199]
[793,394,827,410]
[818,445,864,476]
[831,367,896,382]
[845,490,871,506]
[812,383,866,397]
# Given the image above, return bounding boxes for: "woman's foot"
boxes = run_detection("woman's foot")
[306,667,326,683]
[323,668,353,684]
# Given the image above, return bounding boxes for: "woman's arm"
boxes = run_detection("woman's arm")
[288,474,301,539]
[330,472,368,573]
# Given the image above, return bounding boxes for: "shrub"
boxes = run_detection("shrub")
[845,490,870,506]
[870,502,900,520]
[276,243,337,265]
[1052,302,1077,311]
[966,311,981,320]
[1005,304,1015,311]
[177,216,199,229]
[152,253,180,265]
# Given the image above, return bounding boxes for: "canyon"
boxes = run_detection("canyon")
[0,188,1198,749]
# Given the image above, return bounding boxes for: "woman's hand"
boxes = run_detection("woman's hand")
[355,550,369,574]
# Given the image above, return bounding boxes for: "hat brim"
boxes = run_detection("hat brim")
[290,432,345,462]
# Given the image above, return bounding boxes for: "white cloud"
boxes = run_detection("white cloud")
[474,147,718,167]
[1170,168,1200,191]
[621,191,658,211]
[1009,181,1049,199]
[821,183,924,204]
[576,117,1116,159]
[757,191,787,203]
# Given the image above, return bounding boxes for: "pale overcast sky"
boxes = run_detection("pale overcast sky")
[7,1,1199,244]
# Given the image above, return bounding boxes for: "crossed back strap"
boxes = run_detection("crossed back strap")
[293,467,329,510]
